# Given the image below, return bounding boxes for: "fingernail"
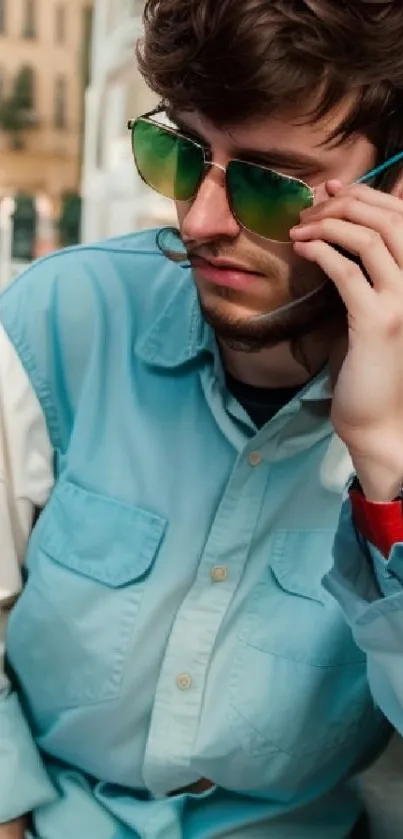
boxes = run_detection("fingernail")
[290,225,308,237]
[327,179,343,191]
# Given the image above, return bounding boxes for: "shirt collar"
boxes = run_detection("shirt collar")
[136,266,214,368]
[136,263,333,403]
[300,367,333,402]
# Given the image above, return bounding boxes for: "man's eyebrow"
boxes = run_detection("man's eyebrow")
[168,112,324,172]
[237,148,323,172]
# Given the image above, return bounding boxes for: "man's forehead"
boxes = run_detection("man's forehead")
[168,106,357,167]
[168,84,366,145]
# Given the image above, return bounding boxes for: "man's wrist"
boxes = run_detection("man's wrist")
[351,455,403,502]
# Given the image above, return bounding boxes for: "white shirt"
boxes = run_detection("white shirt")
[0,322,53,606]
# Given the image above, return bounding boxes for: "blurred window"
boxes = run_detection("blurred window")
[55,3,66,44]
[54,75,67,128]
[14,65,35,110]
[0,0,6,34]
[22,0,36,38]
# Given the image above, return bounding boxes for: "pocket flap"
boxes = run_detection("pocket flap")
[39,481,167,587]
[270,529,335,603]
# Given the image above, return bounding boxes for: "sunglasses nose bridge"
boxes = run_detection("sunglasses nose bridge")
[207,161,227,174]
[196,158,228,194]
[181,158,241,242]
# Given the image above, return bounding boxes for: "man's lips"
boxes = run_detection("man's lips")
[191,256,264,291]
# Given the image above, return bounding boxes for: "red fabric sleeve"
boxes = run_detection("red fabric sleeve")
[349,488,403,559]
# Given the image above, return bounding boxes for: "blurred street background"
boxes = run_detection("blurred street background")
[0,0,173,289]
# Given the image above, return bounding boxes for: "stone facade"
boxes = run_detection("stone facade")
[0,0,92,210]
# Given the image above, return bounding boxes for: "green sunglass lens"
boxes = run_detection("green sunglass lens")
[132,120,204,202]
[227,160,313,241]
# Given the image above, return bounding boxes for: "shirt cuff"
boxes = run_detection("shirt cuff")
[0,687,56,822]
[349,487,403,559]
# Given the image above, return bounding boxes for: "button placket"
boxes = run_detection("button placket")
[143,454,270,796]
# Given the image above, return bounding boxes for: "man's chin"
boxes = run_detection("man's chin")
[199,299,292,353]
[198,280,344,353]
[198,283,282,323]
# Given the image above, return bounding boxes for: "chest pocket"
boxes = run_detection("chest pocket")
[229,529,378,761]
[7,481,167,712]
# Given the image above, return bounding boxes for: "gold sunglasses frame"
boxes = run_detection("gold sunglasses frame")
[128,108,316,244]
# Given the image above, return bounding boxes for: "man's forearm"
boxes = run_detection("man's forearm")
[0,816,28,838]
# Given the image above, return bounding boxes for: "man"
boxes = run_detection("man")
[2,0,403,836]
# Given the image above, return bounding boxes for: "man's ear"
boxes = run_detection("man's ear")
[390,170,403,200]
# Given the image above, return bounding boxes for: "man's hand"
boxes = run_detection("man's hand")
[290,180,403,501]
[0,817,28,838]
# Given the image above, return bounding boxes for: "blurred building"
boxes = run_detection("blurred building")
[81,0,173,243]
[0,0,92,212]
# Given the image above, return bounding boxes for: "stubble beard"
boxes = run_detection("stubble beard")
[198,266,346,355]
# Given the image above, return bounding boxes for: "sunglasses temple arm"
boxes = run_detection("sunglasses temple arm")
[355,149,403,185]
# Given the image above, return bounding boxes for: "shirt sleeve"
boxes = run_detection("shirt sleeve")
[0,323,56,821]
[324,496,403,737]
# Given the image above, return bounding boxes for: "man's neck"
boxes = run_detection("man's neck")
[220,338,330,389]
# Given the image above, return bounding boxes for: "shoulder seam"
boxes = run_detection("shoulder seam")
[0,238,164,300]
[0,326,61,451]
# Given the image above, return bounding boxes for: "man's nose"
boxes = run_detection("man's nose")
[180,164,241,242]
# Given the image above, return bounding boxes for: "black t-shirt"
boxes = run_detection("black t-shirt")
[226,372,302,429]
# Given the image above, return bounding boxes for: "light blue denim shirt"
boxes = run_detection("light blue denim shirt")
[0,229,402,839]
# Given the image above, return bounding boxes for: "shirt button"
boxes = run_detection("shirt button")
[176,673,193,691]
[248,450,263,467]
[211,565,228,583]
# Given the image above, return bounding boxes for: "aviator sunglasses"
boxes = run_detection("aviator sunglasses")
[128,107,403,244]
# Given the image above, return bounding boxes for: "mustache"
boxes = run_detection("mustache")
[185,240,281,278]
[158,228,284,278]
[184,237,334,319]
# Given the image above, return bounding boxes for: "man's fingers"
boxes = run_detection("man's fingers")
[290,217,400,292]
[292,238,375,314]
[296,197,403,271]
[305,181,403,221]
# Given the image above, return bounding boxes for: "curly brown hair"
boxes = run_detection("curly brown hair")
[137,0,403,188]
